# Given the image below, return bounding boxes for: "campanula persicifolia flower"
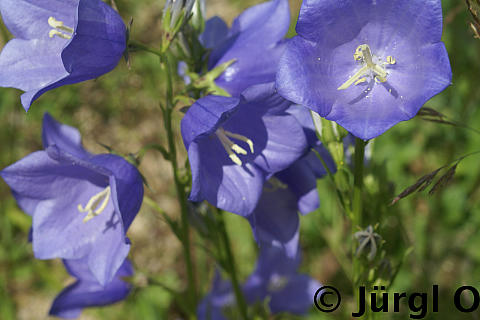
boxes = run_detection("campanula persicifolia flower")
[248,144,335,258]
[197,246,320,319]
[0,113,143,285]
[49,257,133,319]
[276,0,452,139]
[181,83,307,216]
[0,0,126,111]
[200,0,290,96]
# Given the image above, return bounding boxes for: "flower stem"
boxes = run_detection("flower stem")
[128,40,164,57]
[217,210,249,320]
[162,53,197,315]
[352,138,366,315]
[352,138,366,231]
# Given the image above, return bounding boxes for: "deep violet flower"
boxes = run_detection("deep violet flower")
[0,0,126,111]
[197,246,319,319]
[276,0,452,140]
[199,0,290,96]
[49,257,133,319]
[181,83,307,216]
[0,113,143,285]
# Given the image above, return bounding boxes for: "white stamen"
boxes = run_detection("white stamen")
[78,186,111,223]
[224,131,254,153]
[215,128,255,166]
[48,17,73,39]
[338,44,395,90]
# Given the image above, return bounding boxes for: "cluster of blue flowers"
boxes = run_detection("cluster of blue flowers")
[0,0,451,318]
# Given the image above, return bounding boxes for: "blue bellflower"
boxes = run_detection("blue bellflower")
[0,0,126,111]
[181,83,307,216]
[49,257,133,319]
[197,246,320,319]
[248,142,335,258]
[200,0,290,96]
[0,113,143,285]
[276,0,452,139]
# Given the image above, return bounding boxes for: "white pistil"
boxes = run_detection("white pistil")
[48,17,74,39]
[337,44,395,90]
[216,128,255,166]
[78,186,111,223]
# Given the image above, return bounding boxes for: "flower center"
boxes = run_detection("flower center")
[77,186,111,223]
[48,17,74,39]
[337,44,396,91]
[215,128,254,166]
[267,274,289,292]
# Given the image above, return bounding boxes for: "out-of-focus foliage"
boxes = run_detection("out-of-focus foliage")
[1,0,480,319]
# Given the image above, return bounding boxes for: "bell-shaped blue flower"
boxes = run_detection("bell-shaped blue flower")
[200,0,290,96]
[49,257,133,319]
[249,144,335,258]
[0,113,143,286]
[0,0,126,111]
[181,83,308,216]
[276,0,452,139]
[197,246,319,319]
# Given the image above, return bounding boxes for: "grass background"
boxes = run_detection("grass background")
[1,0,480,319]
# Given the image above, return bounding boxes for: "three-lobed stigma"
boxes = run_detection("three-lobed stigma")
[216,128,254,166]
[48,17,74,39]
[78,186,111,223]
[337,44,396,91]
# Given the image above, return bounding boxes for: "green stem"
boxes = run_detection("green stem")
[162,53,197,316]
[352,138,366,230]
[217,211,249,320]
[352,138,366,316]
[128,40,163,57]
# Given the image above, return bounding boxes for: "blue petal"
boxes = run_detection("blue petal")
[285,105,317,146]
[269,274,320,314]
[188,138,265,216]
[325,41,451,139]
[199,16,229,50]
[295,0,371,46]
[60,0,126,81]
[0,0,78,40]
[211,0,290,96]
[197,271,233,320]
[230,83,308,173]
[276,36,336,117]
[90,154,144,231]
[0,39,69,110]
[249,185,300,258]
[181,95,241,149]
[42,112,91,160]
[49,257,133,319]
[276,144,335,215]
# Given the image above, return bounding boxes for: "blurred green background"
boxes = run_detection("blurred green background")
[1,0,480,319]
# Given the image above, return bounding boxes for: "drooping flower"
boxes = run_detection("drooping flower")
[0,113,143,285]
[0,0,126,111]
[245,104,336,258]
[276,0,452,140]
[49,257,133,319]
[197,246,319,319]
[243,246,320,315]
[181,83,307,216]
[199,0,290,96]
